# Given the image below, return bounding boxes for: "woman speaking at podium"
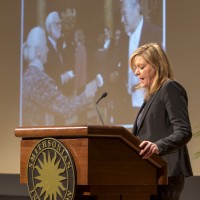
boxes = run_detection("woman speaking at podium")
[129,43,193,200]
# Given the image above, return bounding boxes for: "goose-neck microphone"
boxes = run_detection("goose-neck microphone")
[95,92,108,125]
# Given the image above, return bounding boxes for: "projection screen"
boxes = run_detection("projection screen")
[20,0,165,129]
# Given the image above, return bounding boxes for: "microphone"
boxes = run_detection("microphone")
[95,92,108,125]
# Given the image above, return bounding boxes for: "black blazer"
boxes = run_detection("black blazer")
[45,39,65,88]
[133,80,193,177]
[139,19,162,46]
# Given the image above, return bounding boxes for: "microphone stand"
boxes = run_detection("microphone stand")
[95,104,104,125]
[95,92,107,125]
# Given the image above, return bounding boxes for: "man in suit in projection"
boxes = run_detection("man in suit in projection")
[119,0,162,109]
[45,11,74,93]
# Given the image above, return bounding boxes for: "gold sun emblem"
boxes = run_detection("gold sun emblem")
[27,138,76,200]
[34,151,67,200]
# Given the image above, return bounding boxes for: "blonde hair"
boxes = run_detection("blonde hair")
[129,43,174,100]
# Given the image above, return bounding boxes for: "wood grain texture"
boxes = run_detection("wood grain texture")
[15,125,167,199]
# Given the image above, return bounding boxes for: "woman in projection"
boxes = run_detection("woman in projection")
[22,26,97,126]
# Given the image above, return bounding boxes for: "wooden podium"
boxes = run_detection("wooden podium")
[15,125,167,200]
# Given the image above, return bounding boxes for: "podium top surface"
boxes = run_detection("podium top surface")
[15,125,167,171]
[15,125,125,138]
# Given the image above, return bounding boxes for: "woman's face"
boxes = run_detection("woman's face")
[133,55,156,88]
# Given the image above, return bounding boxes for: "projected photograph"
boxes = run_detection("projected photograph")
[20,0,165,127]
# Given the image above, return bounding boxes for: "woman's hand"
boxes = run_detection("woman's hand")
[139,140,159,159]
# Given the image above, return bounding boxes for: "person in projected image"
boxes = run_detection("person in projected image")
[59,8,76,70]
[129,43,193,200]
[58,8,77,96]
[73,29,87,95]
[103,26,113,51]
[92,31,118,123]
[22,26,98,126]
[45,11,74,95]
[119,0,162,113]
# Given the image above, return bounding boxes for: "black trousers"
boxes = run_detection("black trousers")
[151,175,185,200]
